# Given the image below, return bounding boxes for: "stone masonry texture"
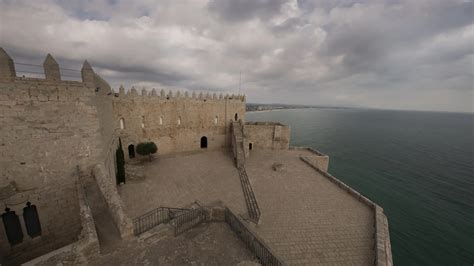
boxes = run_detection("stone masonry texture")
[0,47,391,265]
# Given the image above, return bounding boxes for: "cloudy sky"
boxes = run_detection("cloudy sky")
[0,0,472,112]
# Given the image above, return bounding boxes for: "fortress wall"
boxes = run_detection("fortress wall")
[93,94,119,184]
[0,78,105,262]
[113,91,246,156]
[243,123,291,151]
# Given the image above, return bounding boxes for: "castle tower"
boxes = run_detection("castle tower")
[0,47,16,81]
[81,60,94,86]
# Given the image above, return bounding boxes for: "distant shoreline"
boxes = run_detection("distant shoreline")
[246,106,351,113]
[246,106,474,115]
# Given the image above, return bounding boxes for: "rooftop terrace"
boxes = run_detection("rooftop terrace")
[118,149,378,265]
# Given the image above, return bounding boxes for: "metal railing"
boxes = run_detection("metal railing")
[238,166,261,223]
[225,208,283,266]
[133,207,189,235]
[173,207,207,236]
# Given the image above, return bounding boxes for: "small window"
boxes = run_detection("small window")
[201,136,208,148]
[128,144,135,159]
[2,208,23,246]
[249,143,253,150]
[23,202,41,238]
[141,116,145,128]
[214,116,218,125]
[119,118,125,129]
[177,116,181,125]
[159,116,163,125]
[234,113,238,121]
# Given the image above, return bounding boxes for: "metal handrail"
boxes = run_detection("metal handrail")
[225,208,284,265]
[133,206,193,235]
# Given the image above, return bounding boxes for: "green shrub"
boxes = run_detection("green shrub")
[136,142,158,161]
[115,138,126,184]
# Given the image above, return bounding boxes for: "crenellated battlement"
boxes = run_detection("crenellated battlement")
[0,47,97,87]
[114,85,246,103]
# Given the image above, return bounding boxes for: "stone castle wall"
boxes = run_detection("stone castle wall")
[113,89,246,157]
[0,77,103,262]
[243,122,291,151]
[0,49,120,263]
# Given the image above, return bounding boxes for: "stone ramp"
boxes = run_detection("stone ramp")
[82,178,122,254]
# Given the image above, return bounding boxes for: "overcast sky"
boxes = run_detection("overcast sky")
[1,0,472,112]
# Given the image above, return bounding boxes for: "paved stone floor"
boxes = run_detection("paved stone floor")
[246,149,375,265]
[119,149,375,265]
[119,150,247,219]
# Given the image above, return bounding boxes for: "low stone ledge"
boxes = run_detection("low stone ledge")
[291,147,329,171]
[374,206,393,266]
[290,146,326,156]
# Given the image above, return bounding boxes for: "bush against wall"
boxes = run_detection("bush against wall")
[136,142,158,161]
[116,138,126,184]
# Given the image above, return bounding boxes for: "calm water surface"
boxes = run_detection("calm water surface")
[246,108,474,266]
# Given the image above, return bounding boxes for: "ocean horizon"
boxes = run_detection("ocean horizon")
[246,108,474,265]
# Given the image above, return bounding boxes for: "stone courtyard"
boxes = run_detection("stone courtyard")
[118,149,376,265]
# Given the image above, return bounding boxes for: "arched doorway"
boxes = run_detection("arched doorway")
[128,144,135,159]
[234,113,238,121]
[200,136,208,149]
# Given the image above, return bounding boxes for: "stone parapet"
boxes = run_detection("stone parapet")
[290,146,329,171]
[113,86,245,103]
[91,164,134,238]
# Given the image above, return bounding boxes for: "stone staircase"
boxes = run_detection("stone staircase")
[231,121,246,167]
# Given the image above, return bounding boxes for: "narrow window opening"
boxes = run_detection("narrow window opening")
[128,144,135,159]
[249,143,253,150]
[214,116,218,125]
[119,118,125,129]
[141,116,145,128]
[234,113,238,121]
[23,202,41,238]
[200,136,208,148]
[159,116,163,125]
[2,208,23,246]
[177,116,181,125]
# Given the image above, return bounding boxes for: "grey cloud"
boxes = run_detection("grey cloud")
[208,0,286,22]
[0,0,472,112]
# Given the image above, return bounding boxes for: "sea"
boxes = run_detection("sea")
[246,108,474,266]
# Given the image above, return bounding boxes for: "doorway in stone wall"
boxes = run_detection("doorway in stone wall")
[128,144,135,158]
[200,136,208,148]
